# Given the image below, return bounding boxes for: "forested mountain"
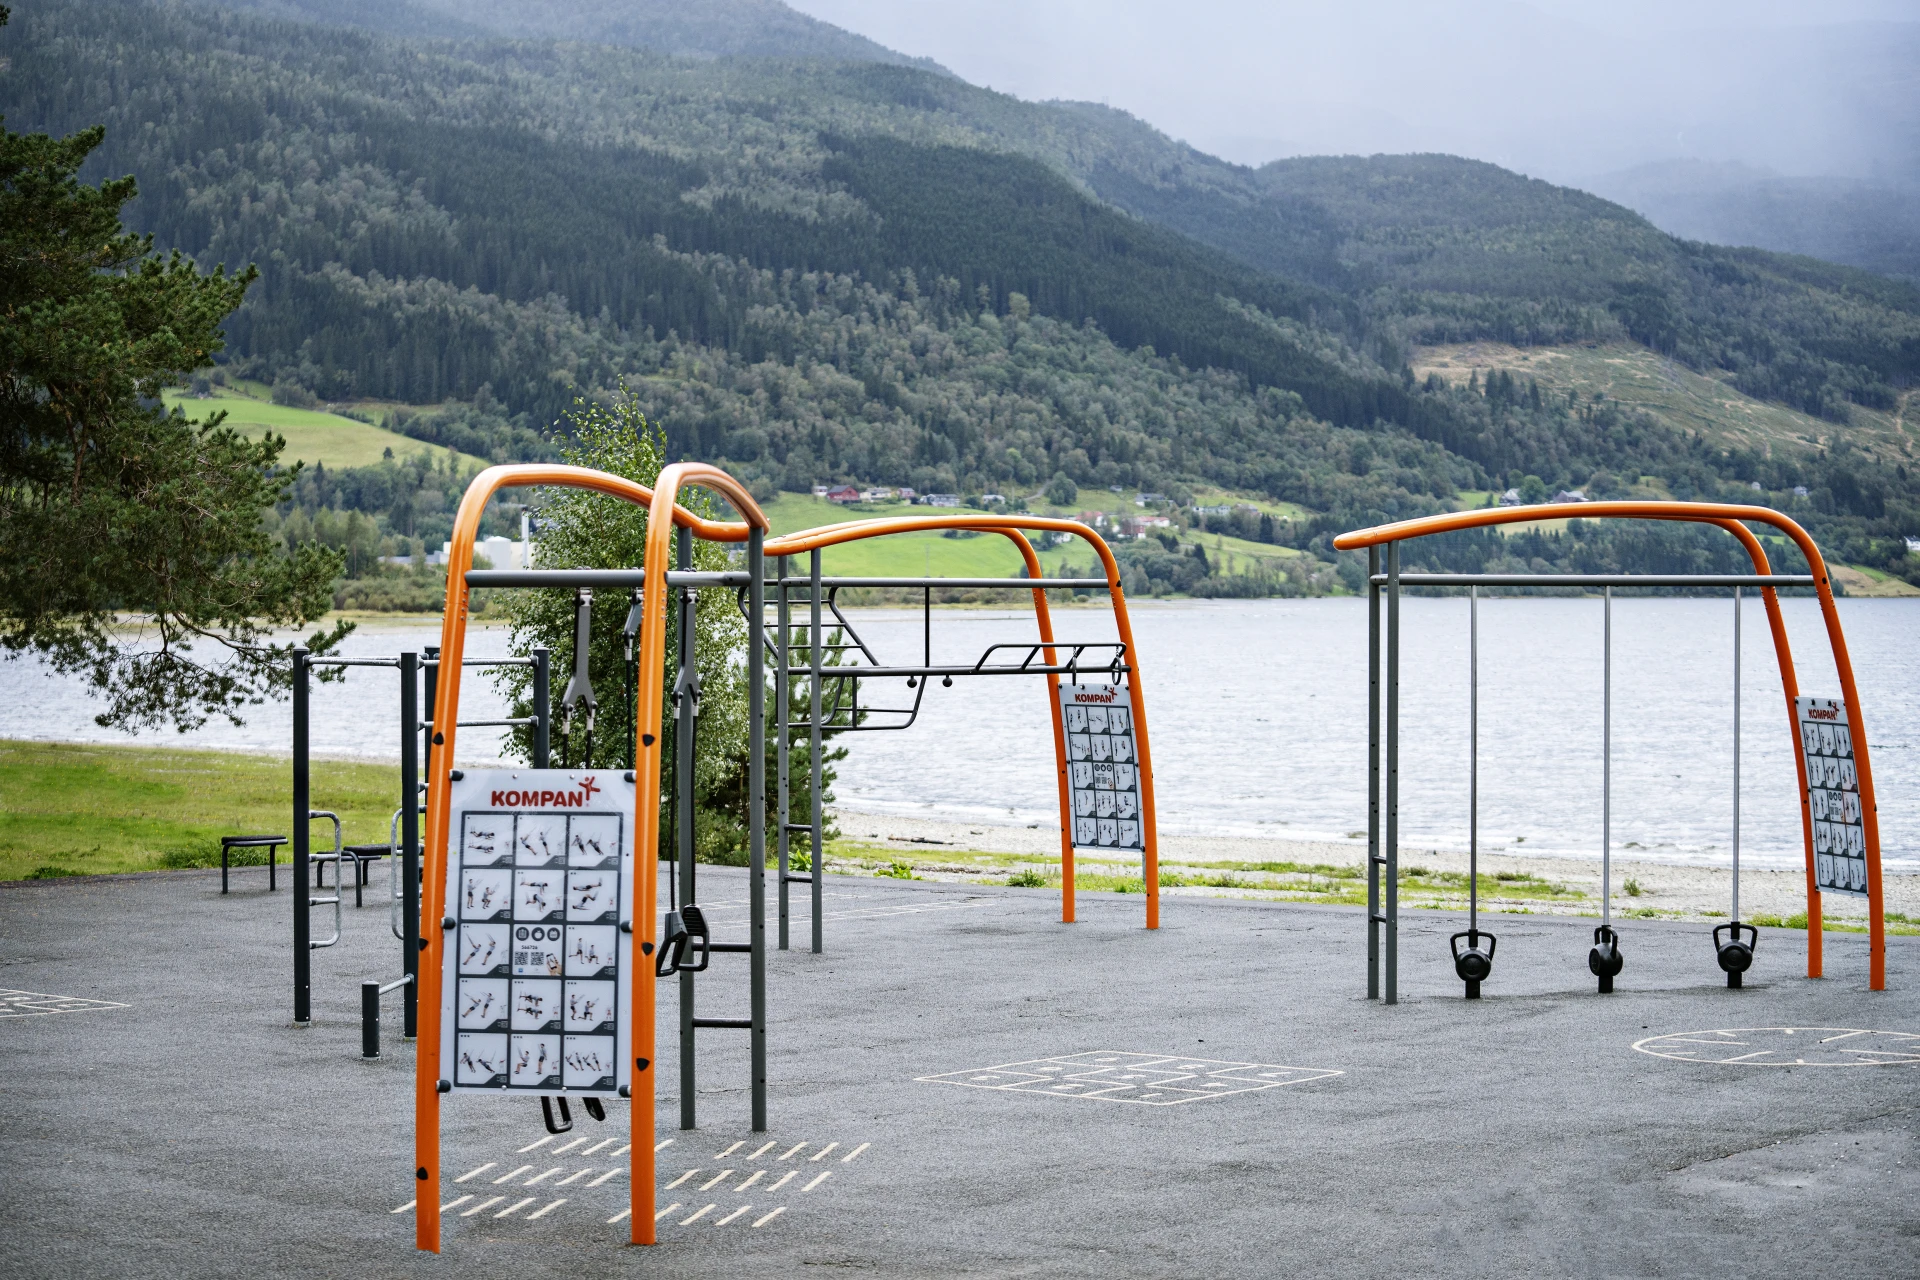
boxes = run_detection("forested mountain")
[6,0,1917,589]
[209,0,937,67]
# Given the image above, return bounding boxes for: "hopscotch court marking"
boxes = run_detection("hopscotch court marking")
[918,1051,1343,1105]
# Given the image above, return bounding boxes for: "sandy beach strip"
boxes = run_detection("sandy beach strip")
[831,808,1912,924]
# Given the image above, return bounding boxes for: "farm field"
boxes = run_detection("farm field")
[1414,341,1918,463]
[161,387,484,470]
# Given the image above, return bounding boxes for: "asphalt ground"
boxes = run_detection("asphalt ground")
[2,864,1915,1279]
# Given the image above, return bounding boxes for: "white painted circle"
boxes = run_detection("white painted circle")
[1632,1026,1920,1067]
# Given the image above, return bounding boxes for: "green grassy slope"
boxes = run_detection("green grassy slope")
[162,388,483,470]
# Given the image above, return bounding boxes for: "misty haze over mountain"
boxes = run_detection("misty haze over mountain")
[793,0,1920,277]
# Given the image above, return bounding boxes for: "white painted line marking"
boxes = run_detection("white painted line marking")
[752,1207,786,1227]
[525,1198,567,1221]
[495,1197,537,1219]
[517,1136,556,1154]
[582,1137,618,1155]
[681,1203,716,1225]
[809,1143,839,1161]
[1723,1052,1776,1063]
[460,1196,505,1217]
[440,1195,473,1212]
[666,1169,700,1189]
[777,1143,807,1160]
[701,1170,733,1191]
[649,1141,668,1153]
[607,1208,631,1224]
[801,1171,832,1192]
[586,1169,623,1187]
[552,1137,591,1155]
[748,1141,776,1159]
[738,1170,766,1190]
[654,1202,680,1221]
[715,1141,744,1158]
[841,1143,870,1164]
[492,1165,534,1184]
[522,1167,563,1186]
[767,1171,796,1192]
[714,1205,752,1226]
[391,1200,416,1214]
[455,1163,497,1183]
[1821,1030,1871,1043]
[555,1169,595,1186]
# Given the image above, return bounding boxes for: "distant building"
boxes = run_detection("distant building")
[824,485,861,503]
[1498,488,1523,506]
[1126,515,1172,537]
[896,487,916,501]
[436,535,532,569]
[858,487,896,501]
[811,484,830,497]
[1552,489,1587,503]
[980,493,1005,504]
[1793,486,1810,499]
[926,493,962,508]
[1907,536,1920,553]
[1136,492,1165,506]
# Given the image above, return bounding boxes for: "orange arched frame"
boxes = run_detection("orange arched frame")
[412,465,1161,1253]
[765,512,1162,934]
[1333,500,1885,992]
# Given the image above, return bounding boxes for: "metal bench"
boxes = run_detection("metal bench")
[220,835,288,894]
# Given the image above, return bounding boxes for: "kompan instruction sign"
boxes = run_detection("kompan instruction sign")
[1796,698,1868,898]
[440,770,633,1096]
[1059,682,1144,851]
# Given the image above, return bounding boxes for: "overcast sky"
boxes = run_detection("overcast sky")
[789,0,1920,182]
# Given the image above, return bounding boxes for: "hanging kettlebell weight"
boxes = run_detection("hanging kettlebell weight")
[1450,928,1496,999]
[1713,921,1757,988]
[1588,924,1624,994]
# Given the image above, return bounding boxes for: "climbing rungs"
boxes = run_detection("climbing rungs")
[781,874,814,884]
[706,942,751,954]
[690,1017,752,1030]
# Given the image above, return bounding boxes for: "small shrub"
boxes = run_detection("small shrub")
[1007,869,1048,888]
[875,860,916,880]
[1623,877,1642,897]
[26,865,80,879]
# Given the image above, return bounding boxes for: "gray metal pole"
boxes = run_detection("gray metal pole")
[1367,546,1380,1000]
[776,557,791,952]
[1603,588,1612,930]
[531,647,550,768]
[1469,584,1478,933]
[1385,542,1400,1006]
[1732,585,1742,922]
[401,651,420,1040]
[676,527,697,1131]
[293,648,311,1026]
[809,548,824,955]
[748,526,767,1133]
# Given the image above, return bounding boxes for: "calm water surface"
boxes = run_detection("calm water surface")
[3,600,1913,871]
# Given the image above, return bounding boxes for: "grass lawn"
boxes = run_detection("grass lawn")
[759,494,1084,578]
[0,740,406,881]
[161,388,484,470]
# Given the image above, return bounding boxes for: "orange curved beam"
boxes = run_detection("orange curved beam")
[771,513,1160,927]
[414,463,766,1255]
[1336,500,1882,990]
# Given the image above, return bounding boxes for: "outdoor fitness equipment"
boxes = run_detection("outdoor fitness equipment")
[289,646,552,1048]
[416,461,1158,1254]
[1335,500,1889,1004]
[1451,586,1495,998]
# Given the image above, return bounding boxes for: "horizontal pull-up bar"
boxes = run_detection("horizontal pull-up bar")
[306,657,401,669]
[783,663,1131,679]
[1371,573,1816,588]
[469,570,1113,590]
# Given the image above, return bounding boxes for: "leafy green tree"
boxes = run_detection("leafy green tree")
[494,391,846,864]
[1045,472,1078,506]
[0,13,348,732]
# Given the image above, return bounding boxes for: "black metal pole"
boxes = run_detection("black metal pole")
[531,646,550,768]
[809,548,823,956]
[400,651,420,1040]
[776,557,790,952]
[361,980,381,1059]
[1385,541,1401,1007]
[293,648,311,1026]
[748,526,767,1133]
[676,526,697,1131]
[1367,546,1380,1001]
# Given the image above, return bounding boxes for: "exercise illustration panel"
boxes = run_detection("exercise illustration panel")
[1796,698,1868,898]
[440,770,633,1097]
[1059,682,1144,851]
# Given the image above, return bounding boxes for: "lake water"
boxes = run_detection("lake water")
[3,599,1913,871]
